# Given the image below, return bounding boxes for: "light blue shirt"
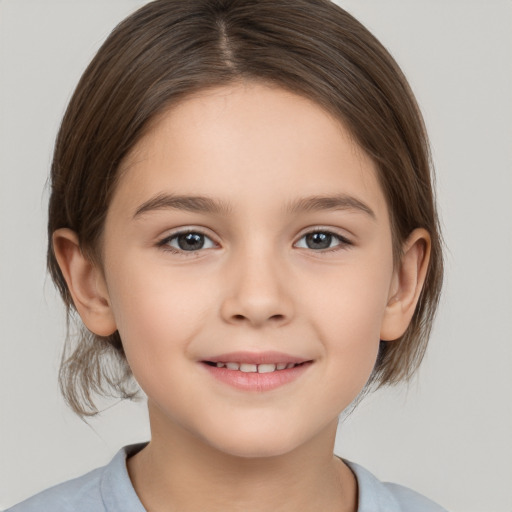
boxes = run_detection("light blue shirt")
[7,444,448,511]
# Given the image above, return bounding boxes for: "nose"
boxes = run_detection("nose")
[219,249,294,328]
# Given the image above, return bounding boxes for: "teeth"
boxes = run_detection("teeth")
[215,362,299,372]
[258,364,276,373]
[240,363,257,373]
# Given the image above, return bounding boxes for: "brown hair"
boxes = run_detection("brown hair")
[48,0,443,416]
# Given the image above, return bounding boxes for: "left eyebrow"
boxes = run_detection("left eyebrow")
[133,193,232,218]
[286,194,376,220]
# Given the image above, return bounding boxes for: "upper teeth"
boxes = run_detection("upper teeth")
[215,362,297,373]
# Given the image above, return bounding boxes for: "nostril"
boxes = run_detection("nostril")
[232,313,285,322]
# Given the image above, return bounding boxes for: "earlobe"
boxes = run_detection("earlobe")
[380,228,431,341]
[52,228,117,336]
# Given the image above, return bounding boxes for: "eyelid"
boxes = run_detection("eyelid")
[157,227,219,252]
[155,226,352,254]
[293,227,353,251]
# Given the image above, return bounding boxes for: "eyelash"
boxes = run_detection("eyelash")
[157,228,352,255]
[157,230,217,254]
[294,229,353,252]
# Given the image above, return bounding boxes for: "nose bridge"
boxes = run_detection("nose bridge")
[220,237,293,327]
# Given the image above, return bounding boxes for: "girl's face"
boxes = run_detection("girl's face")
[100,83,398,457]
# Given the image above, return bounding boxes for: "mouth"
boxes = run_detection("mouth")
[203,361,307,373]
[200,352,313,391]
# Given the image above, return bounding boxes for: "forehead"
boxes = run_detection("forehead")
[114,82,388,220]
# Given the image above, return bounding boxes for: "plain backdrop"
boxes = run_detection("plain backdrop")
[1,1,511,510]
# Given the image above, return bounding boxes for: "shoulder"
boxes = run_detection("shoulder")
[345,460,449,512]
[5,466,105,512]
[6,444,147,512]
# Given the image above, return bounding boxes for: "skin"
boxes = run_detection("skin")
[54,82,430,512]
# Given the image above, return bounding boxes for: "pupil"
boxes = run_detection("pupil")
[306,232,331,249]
[178,233,204,251]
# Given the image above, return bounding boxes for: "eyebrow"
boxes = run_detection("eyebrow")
[286,194,376,219]
[133,192,375,220]
[134,193,232,218]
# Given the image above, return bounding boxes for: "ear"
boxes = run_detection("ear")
[53,228,117,336]
[380,228,431,341]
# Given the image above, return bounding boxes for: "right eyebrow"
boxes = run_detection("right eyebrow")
[133,193,232,218]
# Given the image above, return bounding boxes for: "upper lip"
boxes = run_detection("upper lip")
[202,351,311,365]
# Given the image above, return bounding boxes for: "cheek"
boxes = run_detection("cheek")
[304,255,391,332]
[302,255,392,388]
[105,260,214,378]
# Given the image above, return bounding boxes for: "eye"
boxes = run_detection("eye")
[294,230,351,251]
[160,231,216,252]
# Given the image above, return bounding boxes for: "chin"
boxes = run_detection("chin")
[213,439,298,459]
[201,421,313,459]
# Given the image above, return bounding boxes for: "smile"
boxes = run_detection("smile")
[201,352,312,392]
[205,361,304,373]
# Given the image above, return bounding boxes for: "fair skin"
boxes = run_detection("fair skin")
[54,83,430,512]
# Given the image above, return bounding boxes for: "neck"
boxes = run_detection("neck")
[127,405,357,512]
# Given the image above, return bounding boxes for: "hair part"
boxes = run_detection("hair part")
[48,0,443,416]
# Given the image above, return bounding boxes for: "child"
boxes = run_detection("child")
[8,0,446,510]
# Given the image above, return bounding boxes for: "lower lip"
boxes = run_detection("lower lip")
[201,362,312,392]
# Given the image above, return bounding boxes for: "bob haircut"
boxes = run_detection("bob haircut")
[48,0,443,416]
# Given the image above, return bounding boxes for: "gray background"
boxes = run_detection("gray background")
[1,1,511,510]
